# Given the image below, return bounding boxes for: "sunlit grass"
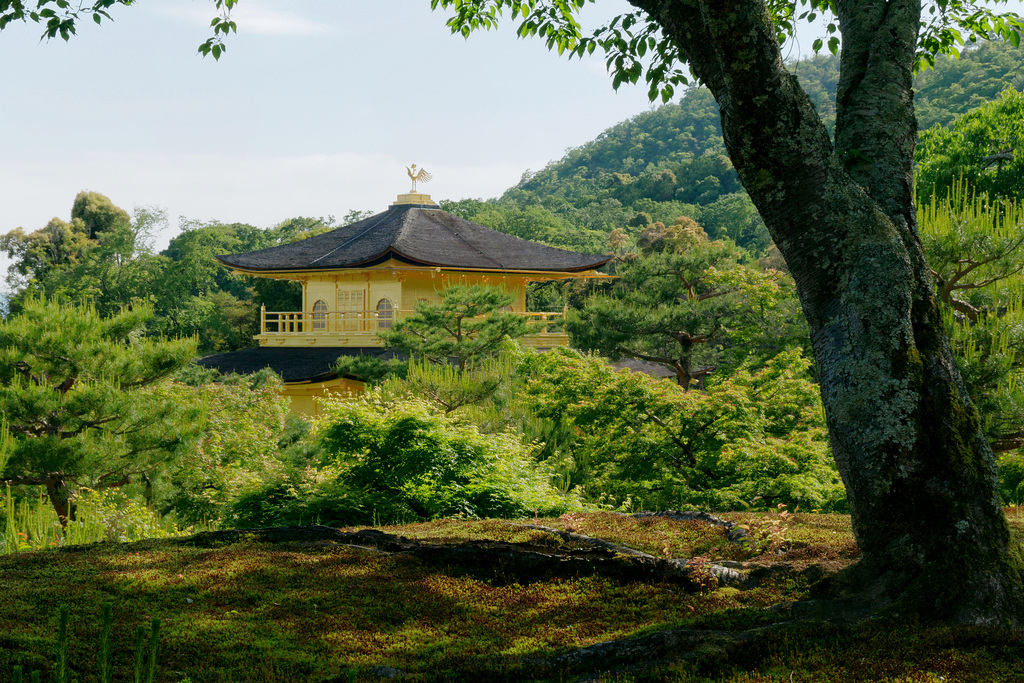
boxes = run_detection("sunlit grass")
[0,513,803,682]
[2,485,201,555]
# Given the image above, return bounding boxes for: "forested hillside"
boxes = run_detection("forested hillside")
[445,39,1023,257]
[914,39,1024,128]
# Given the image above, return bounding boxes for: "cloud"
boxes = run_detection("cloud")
[158,2,333,37]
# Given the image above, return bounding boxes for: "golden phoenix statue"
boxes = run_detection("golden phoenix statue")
[407,164,433,193]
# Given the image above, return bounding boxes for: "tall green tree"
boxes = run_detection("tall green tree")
[0,298,200,523]
[569,220,801,387]
[0,191,160,307]
[428,0,1024,624]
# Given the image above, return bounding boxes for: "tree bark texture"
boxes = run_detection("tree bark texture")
[44,476,76,526]
[628,0,1024,624]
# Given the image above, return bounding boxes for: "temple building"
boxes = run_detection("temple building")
[198,185,612,415]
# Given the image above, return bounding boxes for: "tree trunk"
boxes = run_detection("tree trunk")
[44,475,76,528]
[630,0,1024,623]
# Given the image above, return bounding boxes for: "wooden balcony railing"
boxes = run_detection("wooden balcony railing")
[257,307,568,349]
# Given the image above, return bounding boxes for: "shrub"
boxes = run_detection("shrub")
[525,347,845,512]
[158,370,290,526]
[313,393,579,524]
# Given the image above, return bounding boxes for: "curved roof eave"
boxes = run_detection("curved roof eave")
[215,250,613,275]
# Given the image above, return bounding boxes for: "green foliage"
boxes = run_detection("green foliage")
[380,284,536,370]
[999,451,1024,505]
[0,0,132,40]
[397,354,508,415]
[569,224,806,387]
[0,297,200,521]
[498,86,773,255]
[915,39,1024,129]
[425,0,1024,264]
[313,392,577,524]
[525,348,843,512]
[439,198,608,253]
[916,87,1024,205]
[1,484,187,554]
[158,369,289,526]
[0,191,363,354]
[453,44,1020,262]
[920,184,1024,469]
[434,0,1022,93]
[0,193,167,316]
[228,344,571,528]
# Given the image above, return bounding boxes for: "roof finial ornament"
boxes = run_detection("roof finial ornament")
[407,164,432,193]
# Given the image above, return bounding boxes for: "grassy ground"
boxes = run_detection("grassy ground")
[0,511,1021,682]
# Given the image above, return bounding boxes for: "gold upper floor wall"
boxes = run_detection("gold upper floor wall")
[244,260,597,349]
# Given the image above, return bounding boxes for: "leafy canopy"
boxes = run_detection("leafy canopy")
[526,347,842,512]
[429,0,1023,101]
[916,87,1024,205]
[568,220,803,387]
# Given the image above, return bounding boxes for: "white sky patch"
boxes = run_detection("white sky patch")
[156,2,333,37]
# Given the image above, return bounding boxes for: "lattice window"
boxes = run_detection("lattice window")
[312,299,328,332]
[376,297,394,331]
[338,289,363,331]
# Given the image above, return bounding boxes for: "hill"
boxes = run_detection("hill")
[444,40,1023,256]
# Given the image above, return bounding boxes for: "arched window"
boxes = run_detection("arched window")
[312,299,328,332]
[376,297,394,330]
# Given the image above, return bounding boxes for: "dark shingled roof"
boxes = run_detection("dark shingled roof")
[216,204,612,273]
[196,347,400,383]
[611,359,678,380]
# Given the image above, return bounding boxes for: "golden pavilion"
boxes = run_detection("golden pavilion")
[198,185,612,415]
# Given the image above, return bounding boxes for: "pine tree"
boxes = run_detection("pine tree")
[0,297,200,524]
[379,284,535,371]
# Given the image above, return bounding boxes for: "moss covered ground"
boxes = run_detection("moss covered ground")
[0,510,1021,682]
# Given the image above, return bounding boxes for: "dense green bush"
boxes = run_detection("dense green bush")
[525,347,846,512]
[229,391,579,527]
[158,368,290,525]
[318,394,578,523]
[998,451,1024,506]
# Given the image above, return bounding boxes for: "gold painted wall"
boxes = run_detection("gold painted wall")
[300,265,529,318]
[282,377,364,418]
